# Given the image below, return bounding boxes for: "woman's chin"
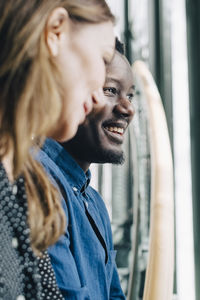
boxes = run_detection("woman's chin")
[49,112,88,143]
[54,124,79,143]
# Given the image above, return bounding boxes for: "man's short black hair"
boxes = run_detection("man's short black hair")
[115,37,125,55]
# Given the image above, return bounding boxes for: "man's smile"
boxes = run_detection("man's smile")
[102,120,128,144]
[104,126,124,135]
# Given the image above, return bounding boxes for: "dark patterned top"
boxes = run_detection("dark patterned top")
[38,251,64,300]
[0,162,64,300]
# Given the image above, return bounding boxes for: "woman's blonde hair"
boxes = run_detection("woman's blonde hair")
[0,0,115,253]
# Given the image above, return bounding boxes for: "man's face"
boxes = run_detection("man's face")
[64,51,135,165]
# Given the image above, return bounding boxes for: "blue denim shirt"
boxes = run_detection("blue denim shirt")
[37,138,125,300]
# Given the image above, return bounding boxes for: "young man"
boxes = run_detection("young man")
[38,39,135,299]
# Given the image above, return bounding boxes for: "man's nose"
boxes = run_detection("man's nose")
[91,88,106,110]
[114,97,135,119]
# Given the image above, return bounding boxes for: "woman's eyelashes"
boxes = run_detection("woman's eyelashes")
[103,49,114,66]
[103,57,112,66]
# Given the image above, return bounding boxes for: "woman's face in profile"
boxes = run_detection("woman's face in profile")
[51,19,115,142]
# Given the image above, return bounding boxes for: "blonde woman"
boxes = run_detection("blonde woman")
[0,0,115,299]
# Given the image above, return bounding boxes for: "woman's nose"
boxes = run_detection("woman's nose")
[91,88,106,110]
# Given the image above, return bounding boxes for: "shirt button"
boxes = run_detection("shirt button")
[16,295,25,300]
[72,187,78,192]
[84,201,89,209]
[12,237,18,248]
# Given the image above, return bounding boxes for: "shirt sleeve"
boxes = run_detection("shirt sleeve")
[109,264,126,299]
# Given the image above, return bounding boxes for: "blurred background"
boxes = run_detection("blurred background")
[90,0,200,299]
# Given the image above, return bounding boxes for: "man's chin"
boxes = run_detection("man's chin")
[109,154,125,165]
[95,149,125,165]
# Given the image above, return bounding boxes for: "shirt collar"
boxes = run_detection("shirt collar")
[43,138,91,192]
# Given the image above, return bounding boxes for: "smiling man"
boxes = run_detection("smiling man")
[65,41,135,171]
[38,39,135,300]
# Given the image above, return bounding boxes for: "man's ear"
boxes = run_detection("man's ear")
[46,7,69,57]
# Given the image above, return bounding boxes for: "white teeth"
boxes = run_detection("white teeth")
[118,128,124,134]
[105,126,124,134]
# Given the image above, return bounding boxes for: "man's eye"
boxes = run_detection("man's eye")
[103,87,118,96]
[127,93,134,102]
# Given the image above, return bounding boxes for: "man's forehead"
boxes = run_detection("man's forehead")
[107,53,132,73]
[105,72,134,88]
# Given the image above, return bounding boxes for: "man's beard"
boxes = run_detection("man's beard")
[90,147,125,165]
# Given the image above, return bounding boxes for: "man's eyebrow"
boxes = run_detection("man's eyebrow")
[105,78,136,90]
[104,77,120,85]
